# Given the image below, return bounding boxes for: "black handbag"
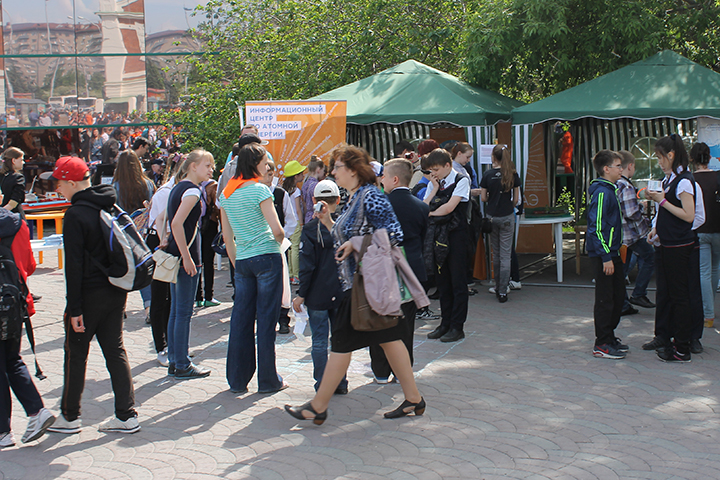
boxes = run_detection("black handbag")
[480,216,493,234]
[211,231,227,257]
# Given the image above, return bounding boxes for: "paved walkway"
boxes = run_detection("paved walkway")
[1,251,719,479]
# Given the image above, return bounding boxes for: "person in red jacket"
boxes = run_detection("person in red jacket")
[0,209,55,447]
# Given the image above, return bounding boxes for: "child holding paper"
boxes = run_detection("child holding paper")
[293,180,348,394]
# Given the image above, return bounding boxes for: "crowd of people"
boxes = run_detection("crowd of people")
[0,126,717,447]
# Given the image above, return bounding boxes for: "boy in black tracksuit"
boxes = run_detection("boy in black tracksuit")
[47,156,139,434]
[293,180,348,394]
[586,150,627,359]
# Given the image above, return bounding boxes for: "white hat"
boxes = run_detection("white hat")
[314,179,340,198]
[370,160,384,177]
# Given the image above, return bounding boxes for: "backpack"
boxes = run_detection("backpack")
[0,237,45,379]
[0,240,27,342]
[76,201,155,291]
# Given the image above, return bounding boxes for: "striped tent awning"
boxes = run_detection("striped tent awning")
[513,117,695,217]
[347,122,497,172]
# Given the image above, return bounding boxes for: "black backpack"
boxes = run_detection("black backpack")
[0,237,44,379]
[76,201,155,291]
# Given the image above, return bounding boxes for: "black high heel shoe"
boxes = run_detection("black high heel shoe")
[285,402,328,425]
[384,397,426,419]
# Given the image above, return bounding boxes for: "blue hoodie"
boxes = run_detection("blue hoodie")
[586,177,622,263]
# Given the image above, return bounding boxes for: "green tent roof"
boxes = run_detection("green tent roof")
[311,60,523,126]
[512,50,720,124]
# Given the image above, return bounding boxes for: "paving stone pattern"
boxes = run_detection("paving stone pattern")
[1,253,719,479]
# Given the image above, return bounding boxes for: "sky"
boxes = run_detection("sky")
[2,0,210,34]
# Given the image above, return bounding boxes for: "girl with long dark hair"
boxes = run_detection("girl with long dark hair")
[646,134,697,362]
[480,145,521,302]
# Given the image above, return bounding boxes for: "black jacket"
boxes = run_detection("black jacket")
[298,218,343,310]
[64,185,120,316]
[387,188,429,282]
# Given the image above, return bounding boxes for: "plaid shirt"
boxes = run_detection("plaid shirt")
[617,176,650,246]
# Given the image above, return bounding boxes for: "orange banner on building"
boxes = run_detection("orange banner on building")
[245,100,347,175]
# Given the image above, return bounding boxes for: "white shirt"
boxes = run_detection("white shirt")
[652,170,705,230]
[423,168,470,202]
[280,188,298,238]
[148,177,175,233]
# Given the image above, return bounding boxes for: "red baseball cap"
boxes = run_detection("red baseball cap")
[51,156,89,182]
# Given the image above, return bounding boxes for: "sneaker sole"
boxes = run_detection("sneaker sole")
[22,416,56,443]
[658,355,691,363]
[175,372,211,380]
[47,426,81,434]
[99,426,141,434]
[592,351,626,359]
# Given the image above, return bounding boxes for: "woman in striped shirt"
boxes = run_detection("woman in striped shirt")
[219,144,287,394]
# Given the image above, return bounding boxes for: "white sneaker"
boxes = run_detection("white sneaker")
[22,408,55,443]
[0,432,15,448]
[488,286,496,294]
[47,414,81,434]
[157,349,169,367]
[99,416,140,434]
[509,281,522,290]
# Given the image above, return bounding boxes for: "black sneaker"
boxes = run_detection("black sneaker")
[278,324,290,334]
[498,294,508,303]
[168,364,175,376]
[593,343,626,359]
[657,346,691,363]
[642,336,668,351]
[175,364,211,379]
[440,328,465,343]
[416,307,440,320]
[629,295,656,308]
[613,337,629,352]
[427,325,449,339]
[621,306,639,316]
[690,339,703,354]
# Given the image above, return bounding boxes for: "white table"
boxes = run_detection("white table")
[517,214,573,282]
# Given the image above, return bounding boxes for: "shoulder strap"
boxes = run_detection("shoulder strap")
[357,233,373,264]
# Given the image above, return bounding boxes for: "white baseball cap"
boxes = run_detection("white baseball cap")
[314,179,340,198]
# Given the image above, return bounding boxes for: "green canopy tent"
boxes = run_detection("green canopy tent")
[509,50,720,270]
[511,50,720,217]
[312,60,523,164]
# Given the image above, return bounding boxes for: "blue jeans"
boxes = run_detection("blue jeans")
[139,284,152,309]
[227,253,284,392]
[699,233,720,319]
[627,238,655,298]
[168,268,200,371]
[308,308,347,391]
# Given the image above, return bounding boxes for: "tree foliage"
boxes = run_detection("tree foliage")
[150,0,468,162]
[462,0,720,102]
[154,0,720,161]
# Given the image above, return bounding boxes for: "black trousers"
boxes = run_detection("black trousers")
[61,285,136,422]
[510,246,520,283]
[654,244,693,352]
[196,220,219,302]
[689,243,704,340]
[438,228,469,331]
[1,338,43,432]
[592,256,625,346]
[369,301,417,378]
[150,279,171,353]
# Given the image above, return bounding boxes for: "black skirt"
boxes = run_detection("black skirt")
[330,290,405,353]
